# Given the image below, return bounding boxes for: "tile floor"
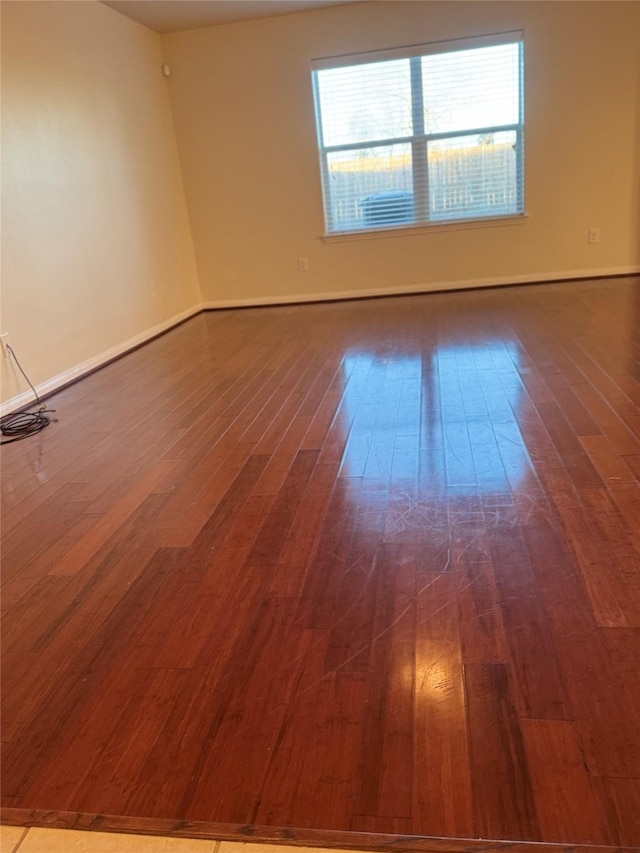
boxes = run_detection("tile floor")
[0,827,216,851]
[0,829,354,853]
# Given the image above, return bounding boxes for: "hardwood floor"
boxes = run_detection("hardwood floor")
[2,277,640,849]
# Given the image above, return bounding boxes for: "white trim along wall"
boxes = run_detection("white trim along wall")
[3,266,638,418]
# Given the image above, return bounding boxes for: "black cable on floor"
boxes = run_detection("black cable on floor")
[1,344,55,445]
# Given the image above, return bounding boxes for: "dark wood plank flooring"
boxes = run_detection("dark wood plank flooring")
[2,277,640,848]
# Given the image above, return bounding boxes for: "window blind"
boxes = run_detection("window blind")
[312,33,524,234]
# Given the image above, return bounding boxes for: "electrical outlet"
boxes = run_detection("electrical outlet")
[588,228,601,244]
[0,333,10,358]
[298,257,309,272]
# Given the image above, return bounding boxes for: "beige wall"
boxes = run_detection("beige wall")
[1,0,200,405]
[163,0,640,305]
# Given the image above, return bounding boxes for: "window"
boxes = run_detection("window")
[312,33,524,234]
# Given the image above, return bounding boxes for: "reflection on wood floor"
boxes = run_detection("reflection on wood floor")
[2,277,640,848]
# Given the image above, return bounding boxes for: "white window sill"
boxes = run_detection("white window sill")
[321,213,528,243]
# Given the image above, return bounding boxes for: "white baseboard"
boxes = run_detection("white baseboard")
[3,265,638,417]
[1,304,203,417]
[201,265,640,310]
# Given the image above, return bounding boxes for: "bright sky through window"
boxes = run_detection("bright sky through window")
[317,44,520,146]
[317,60,412,147]
[422,44,521,134]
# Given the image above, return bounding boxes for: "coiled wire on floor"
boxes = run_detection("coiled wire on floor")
[1,345,55,445]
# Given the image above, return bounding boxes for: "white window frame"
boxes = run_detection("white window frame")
[312,31,525,236]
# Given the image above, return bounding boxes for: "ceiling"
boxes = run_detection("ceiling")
[102,0,364,33]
